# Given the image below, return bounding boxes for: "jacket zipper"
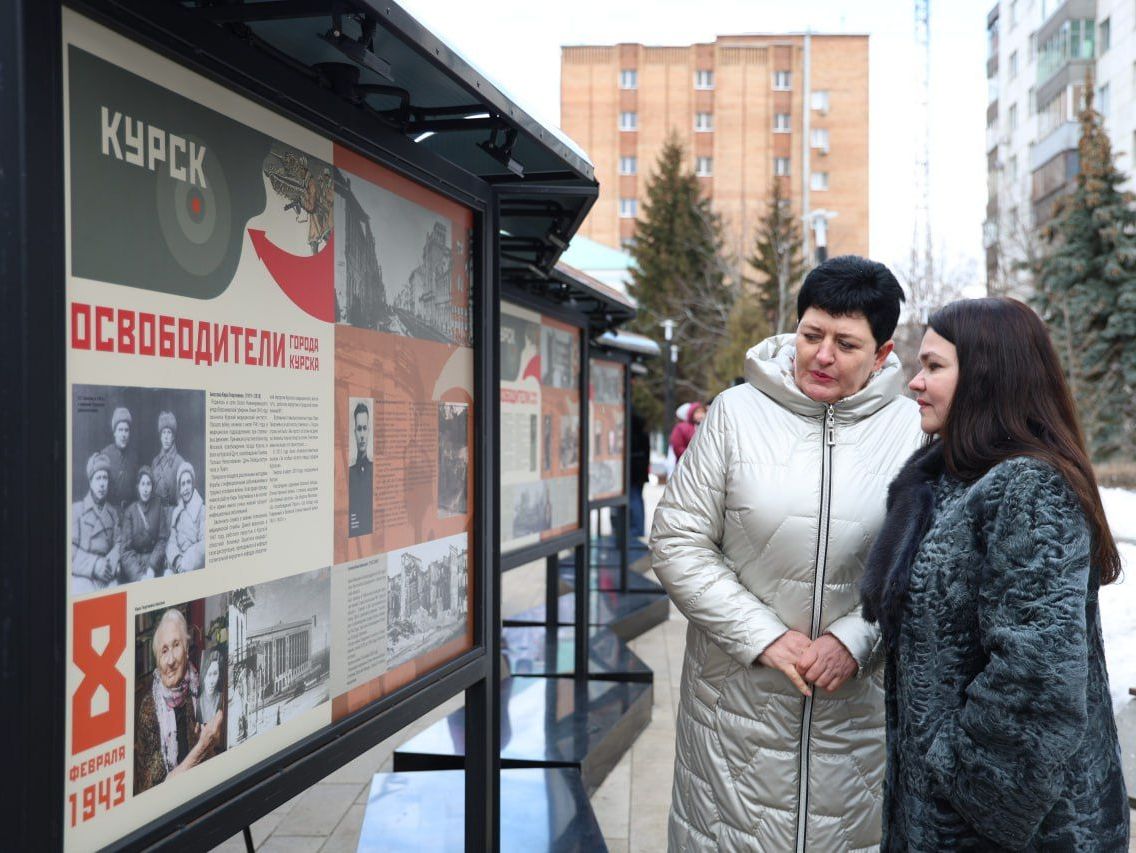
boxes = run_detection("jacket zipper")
[796,404,836,852]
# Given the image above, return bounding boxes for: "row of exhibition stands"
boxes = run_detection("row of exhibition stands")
[1,1,666,850]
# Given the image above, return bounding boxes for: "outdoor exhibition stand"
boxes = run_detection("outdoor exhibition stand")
[0,1,598,850]
[588,327,660,593]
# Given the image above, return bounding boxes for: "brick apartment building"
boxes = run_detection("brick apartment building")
[561,34,870,275]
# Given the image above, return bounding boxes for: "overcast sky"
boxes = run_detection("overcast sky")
[399,0,991,282]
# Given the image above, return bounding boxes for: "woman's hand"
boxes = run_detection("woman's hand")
[795,634,857,693]
[758,630,813,696]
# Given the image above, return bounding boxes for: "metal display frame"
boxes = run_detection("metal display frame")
[0,0,618,847]
[586,344,636,592]
[498,286,591,679]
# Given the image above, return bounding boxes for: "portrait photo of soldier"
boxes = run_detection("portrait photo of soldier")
[71,451,121,595]
[102,406,138,513]
[72,384,205,590]
[348,398,374,537]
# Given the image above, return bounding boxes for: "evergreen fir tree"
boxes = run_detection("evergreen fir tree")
[747,178,806,334]
[707,289,770,392]
[628,133,734,429]
[1033,82,1136,460]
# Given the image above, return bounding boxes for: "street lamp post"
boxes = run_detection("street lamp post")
[661,319,677,456]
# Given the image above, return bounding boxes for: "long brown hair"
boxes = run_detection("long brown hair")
[929,297,1120,584]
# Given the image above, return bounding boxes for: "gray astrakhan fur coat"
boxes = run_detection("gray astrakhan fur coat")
[861,441,1129,851]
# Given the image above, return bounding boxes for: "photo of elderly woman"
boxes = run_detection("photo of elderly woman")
[133,598,227,795]
[71,385,205,592]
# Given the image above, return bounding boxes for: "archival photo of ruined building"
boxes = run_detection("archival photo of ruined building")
[334,168,471,347]
[386,533,468,669]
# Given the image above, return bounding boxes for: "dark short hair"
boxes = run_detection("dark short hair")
[796,255,905,346]
[353,401,369,422]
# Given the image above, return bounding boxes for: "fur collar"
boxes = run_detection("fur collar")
[860,439,945,647]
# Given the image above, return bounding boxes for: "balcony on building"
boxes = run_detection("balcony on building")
[1031,134,1080,226]
[1035,0,1095,108]
[986,4,1000,79]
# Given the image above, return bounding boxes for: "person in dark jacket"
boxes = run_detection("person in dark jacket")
[628,409,650,537]
[151,410,186,509]
[119,465,169,583]
[861,297,1129,851]
[101,405,137,513]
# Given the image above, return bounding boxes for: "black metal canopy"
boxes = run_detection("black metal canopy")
[170,0,598,276]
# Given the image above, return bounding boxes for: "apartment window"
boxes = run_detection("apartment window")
[619,197,638,218]
[773,70,792,90]
[811,90,830,112]
[619,68,638,89]
[1008,155,1018,181]
[619,111,638,131]
[618,156,637,175]
[696,156,713,176]
[1028,86,1036,115]
[1009,50,1019,78]
[1098,82,1111,118]
[1029,33,1037,62]
[811,127,830,152]
[774,112,792,133]
[695,112,714,132]
[774,156,791,176]
[810,171,829,191]
[1010,0,1017,27]
[1100,18,1111,53]
[694,69,714,89]
[1008,103,1018,132]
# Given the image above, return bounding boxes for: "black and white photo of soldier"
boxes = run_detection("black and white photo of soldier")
[72,451,121,595]
[541,326,577,389]
[386,534,469,669]
[72,385,205,592]
[348,398,374,537]
[226,568,331,747]
[102,405,138,513]
[511,481,552,539]
[119,465,170,583]
[167,461,206,574]
[437,402,469,517]
[559,415,580,469]
[151,410,187,508]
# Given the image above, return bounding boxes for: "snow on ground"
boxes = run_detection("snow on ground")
[1101,489,1136,710]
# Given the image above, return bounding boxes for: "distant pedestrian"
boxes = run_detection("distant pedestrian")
[667,401,704,465]
[628,409,649,537]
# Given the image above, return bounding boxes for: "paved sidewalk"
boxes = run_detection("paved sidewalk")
[210,476,1136,851]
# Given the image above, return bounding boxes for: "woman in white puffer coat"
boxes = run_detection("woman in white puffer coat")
[650,256,924,852]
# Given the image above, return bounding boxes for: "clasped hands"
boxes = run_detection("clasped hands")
[757,630,856,697]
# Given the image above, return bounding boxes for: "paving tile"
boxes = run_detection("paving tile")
[590,748,632,840]
[605,840,630,853]
[258,837,325,853]
[320,804,366,853]
[273,784,363,837]
[208,834,248,853]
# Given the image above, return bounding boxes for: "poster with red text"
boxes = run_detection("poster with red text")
[499,304,581,552]
[63,10,473,849]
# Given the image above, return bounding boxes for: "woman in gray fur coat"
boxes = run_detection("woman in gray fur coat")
[861,297,1129,851]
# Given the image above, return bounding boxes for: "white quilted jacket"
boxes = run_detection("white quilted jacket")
[650,335,924,851]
